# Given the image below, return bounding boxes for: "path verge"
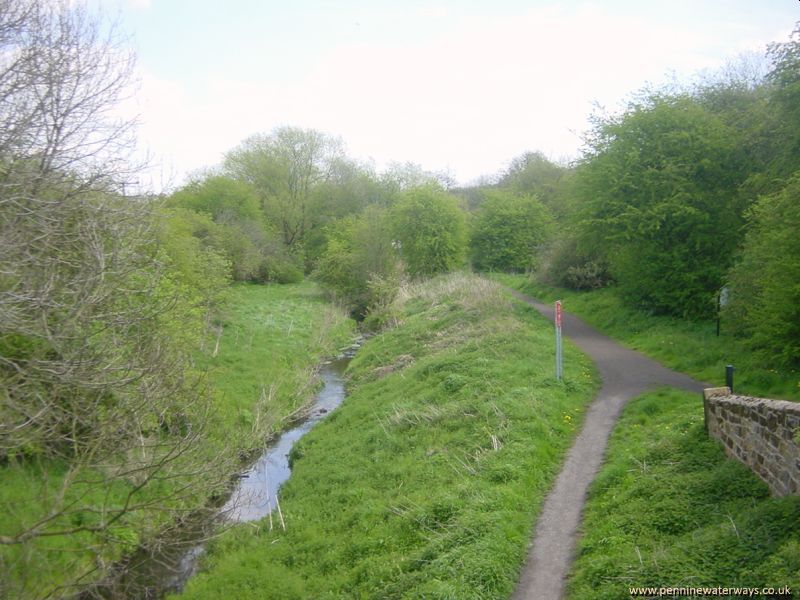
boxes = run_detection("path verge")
[509,290,706,600]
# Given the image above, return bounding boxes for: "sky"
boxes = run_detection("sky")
[105,0,799,191]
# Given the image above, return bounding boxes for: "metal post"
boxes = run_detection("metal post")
[725,364,734,393]
[555,301,563,381]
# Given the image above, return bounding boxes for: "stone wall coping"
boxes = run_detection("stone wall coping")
[703,387,731,400]
[703,389,800,416]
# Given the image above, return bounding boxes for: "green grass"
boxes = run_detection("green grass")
[201,281,354,447]
[567,388,800,599]
[0,281,353,599]
[174,273,599,599]
[493,273,800,401]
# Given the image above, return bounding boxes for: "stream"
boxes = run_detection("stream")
[221,355,349,523]
[89,347,356,599]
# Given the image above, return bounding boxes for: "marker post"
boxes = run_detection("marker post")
[555,300,563,381]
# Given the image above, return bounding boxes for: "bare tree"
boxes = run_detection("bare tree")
[0,2,234,597]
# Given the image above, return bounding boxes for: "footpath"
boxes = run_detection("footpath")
[509,290,706,600]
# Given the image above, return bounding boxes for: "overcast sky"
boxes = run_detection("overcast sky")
[108,0,798,190]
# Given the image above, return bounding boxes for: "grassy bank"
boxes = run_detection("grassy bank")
[202,282,354,450]
[175,273,599,599]
[567,388,800,599]
[493,274,800,401]
[0,281,352,599]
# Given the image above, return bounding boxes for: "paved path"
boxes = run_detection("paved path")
[509,290,707,600]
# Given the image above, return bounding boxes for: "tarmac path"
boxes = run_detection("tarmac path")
[509,289,707,600]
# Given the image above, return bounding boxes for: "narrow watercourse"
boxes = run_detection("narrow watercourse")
[83,339,362,599]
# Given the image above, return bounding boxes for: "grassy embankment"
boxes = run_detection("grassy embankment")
[488,275,799,597]
[493,273,800,401]
[567,389,800,599]
[0,281,352,599]
[175,273,599,599]
[201,281,354,449]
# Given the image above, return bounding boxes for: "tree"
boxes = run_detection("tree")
[166,176,302,283]
[470,190,552,272]
[575,93,746,318]
[0,3,233,596]
[168,175,263,224]
[725,172,800,367]
[379,162,444,198]
[499,151,572,217]
[314,206,401,318]
[764,22,800,182]
[303,159,386,270]
[391,186,467,278]
[224,126,344,251]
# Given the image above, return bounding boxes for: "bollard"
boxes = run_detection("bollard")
[725,364,734,393]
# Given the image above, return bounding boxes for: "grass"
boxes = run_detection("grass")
[566,388,800,599]
[200,281,354,448]
[492,273,800,401]
[0,281,353,599]
[174,273,600,599]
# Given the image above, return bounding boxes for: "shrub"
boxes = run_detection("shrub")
[470,190,552,272]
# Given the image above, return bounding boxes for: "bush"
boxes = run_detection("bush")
[314,207,401,318]
[470,190,552,272]
[538,236,612,290]
[262,255,304,284]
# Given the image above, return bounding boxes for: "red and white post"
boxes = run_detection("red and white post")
[555,300,563,381]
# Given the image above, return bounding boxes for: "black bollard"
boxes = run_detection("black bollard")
[725,364,734,393]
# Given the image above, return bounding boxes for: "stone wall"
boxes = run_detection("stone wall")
[703,387,800,496]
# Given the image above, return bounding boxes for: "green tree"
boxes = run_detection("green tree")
[576,94,746,318]
[726,172,800,367]
[764,22,800,182]
[0,2,235,594]
[303,159,387,270]
[157,207,231,309]
[167,176,301,283]
[499,151,573,218]
[224,126,344,251]
[391,186,467,277]
[470,190,552,272]
[314,206,400,318]
[168,175,262,224]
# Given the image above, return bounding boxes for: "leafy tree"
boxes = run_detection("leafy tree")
[168,175,262,224]
[764,22,800,182]
[725,172,800,367]
[499,151,573,217]
[380,162,446,198]
[157,207,231,309]
[167,176,301,283]
[303,159,387,270]
[391,186,467,277]
[576,94,746,318]
[224,126,344,251]
[470,190,552,272]
[314,206,400,318]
